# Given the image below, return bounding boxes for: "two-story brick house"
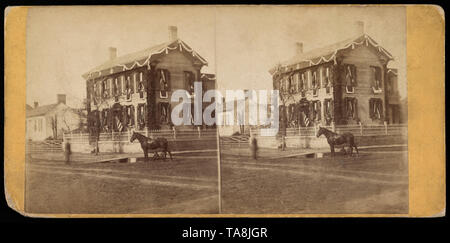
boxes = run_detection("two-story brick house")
[83,26,216,133]
[269,21,402,129]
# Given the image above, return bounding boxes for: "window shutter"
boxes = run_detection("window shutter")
[378,100,383,119]
[144,104,148,125]
[342,98,347,120]
[156,69,162,90]
[369,99,374,118]
[309,102,314,121]
[353,98,358,119]
[330,99,334,118]
[352,65,357,86]
[122,107,127,126]
[130,106,135,126]
[329,66,333,86]
[318,101,322,121]
[166,70,171,90]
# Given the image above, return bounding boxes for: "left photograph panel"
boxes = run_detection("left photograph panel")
[24,6,219,214]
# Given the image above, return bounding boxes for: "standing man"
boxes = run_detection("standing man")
[249,133,258,160]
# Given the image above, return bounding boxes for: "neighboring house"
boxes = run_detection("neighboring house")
[82,26,216,133]
[26,94,84,141]
[269,21,403,128]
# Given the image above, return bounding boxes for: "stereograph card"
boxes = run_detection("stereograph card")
[4,5,445,218]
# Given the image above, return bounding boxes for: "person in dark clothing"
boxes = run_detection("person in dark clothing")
[249,134,258,160]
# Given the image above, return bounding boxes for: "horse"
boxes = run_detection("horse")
[316,126,359,157]
[130,131,173,161]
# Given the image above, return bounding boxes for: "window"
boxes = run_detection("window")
[371,66,382,94]
[158,69,170,98]
[279,79,284,93]
[137,104,146,130]
[310,101,321,121]
[133,73,137,93]
[106,79,112,98]
[323,66,332,94]
[344,97,358,119]
[294,73,300,92]
[369,98,383,120]
[324,99,333,125]
[299,72,307,97]
[121,76,125,94]
[126,76,133,100]
[101,80,108,98]
[289,75,296,94]
[137,72,145,99]
[114,78,119,96]
[345,64,357,93]
[184,71,195,95]
[159,102,170,124]
[123,105,135,127]
[311,70,319,96]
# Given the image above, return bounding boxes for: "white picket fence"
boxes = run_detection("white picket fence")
[249,123,407,137]
[63,128,218,144]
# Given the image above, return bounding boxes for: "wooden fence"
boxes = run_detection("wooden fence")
[63,128,218,144]
[249,123,407,137]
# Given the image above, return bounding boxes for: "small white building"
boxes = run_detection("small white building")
[26,94,85,141]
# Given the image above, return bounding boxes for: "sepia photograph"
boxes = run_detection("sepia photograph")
[217,6,408,214]
[22,5,409,215]
[25,6,219,214]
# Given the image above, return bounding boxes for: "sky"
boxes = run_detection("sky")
[26,6,406,108]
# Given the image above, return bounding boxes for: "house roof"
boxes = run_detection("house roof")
[26,104,59,118]
[83,39,208,80]
[26,104,33,110]
[270,34,394,75]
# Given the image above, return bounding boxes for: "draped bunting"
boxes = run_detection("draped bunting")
[86,40,208,80]
[273,35,393,76]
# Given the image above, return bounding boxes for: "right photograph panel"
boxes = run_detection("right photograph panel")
[216,6,408,214]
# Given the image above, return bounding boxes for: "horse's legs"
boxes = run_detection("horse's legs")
[348,143,353,156]
[144,149,148,162]
[152,152,159,161]
[352,142,359,156]
[330,145,335,157]
[163,150,166,161]
[167,150,173,160]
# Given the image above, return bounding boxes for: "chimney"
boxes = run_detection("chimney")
[354,21,365,36]
[57,94,66,105]
[169,26,178,42]
[34,102,39,108]
[295,42,303,55]
[109,47,117,60]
